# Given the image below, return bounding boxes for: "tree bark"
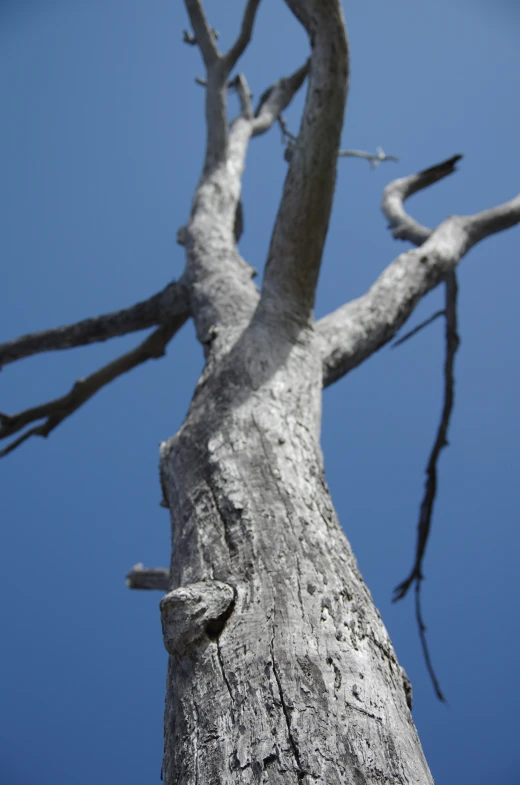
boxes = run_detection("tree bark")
[156,5,432,778]
[2,2,519,781]
[159,327,432,782]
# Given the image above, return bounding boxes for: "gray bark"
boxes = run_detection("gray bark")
[149,1,520,782]
[158,1,434,782]
[3,0,518,781]
[159,325,431,782]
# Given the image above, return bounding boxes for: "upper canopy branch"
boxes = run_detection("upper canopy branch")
[184,0,221,67]
[185,0,261,74]
[251,60,309,137]
[184,60,310,352]
[185,0,262,172]
[382,155,463,245]
[0,280,189,369]
[339,146,399,170]
[317,158,520,387]
[223,0,262,74]
[257,0,349,329]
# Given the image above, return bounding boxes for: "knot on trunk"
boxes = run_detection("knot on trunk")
[160,580,235,657]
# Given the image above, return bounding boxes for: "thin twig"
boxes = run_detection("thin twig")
[278,115,297,144]
[415,580,447,703]
[0,321,183,457]
[338,146,399,169]
[391,310,445,348]
[393,273,459,600]
[277,118,396,170]
[392,272,459,701]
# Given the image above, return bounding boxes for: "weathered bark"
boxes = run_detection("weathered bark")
[159,322,432,782]
[157,2,432,782]
[2,1,519,782]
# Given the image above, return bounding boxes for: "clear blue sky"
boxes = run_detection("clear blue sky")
[1,2,519,784]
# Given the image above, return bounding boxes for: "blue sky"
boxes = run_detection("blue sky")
[1,2,519,784]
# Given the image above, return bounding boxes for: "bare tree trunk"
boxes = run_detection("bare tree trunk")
[2,1,519,782]
[155,5,433,777]
[159,323,433,782]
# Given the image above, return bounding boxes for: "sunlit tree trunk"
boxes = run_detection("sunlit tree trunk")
[158,3,431,780]
[3,2,519,782]
[159,322,431,782]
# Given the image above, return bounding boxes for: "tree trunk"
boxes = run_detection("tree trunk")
[159,321,433,783]
[3,2,518,781]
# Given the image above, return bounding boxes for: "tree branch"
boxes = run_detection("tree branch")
[229,73,254,120]
[184,0,220,67]
[251,61,310,137]
[393,272,459,602]
[184,0,228,171]
[185,60,310,351]
[415,579,447,703]
[318,159,520,387]
[258,0,349,329]
[465,196,520,244]
[391,310,445,349]
[126,564,170,591]
[223,0,262,74]
[339,146,399,170]
[0,321,184,457]
[382,154,462,245]
[0,280,188,369]
[392,272,458,703]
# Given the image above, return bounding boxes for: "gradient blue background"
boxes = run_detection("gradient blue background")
[1,2,519,783]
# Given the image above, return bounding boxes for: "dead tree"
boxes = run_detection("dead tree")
[2,1,519,782]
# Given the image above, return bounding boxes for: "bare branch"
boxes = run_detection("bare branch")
[184,2,229,170]
[0,321,183,457]
[278,115,297,144]
[277,118,396,169]
[258,1,349,328]
[393,273,459,602]
[465,195,520,244]
[339,146,399,170]
[184,0,220,67]
[0,280,188,369]
[229,73,253,120]
[126,564,170,591]
[318,162,520,387]
[223,0,262,73]
[391,309,445,348]
[392,273,458,703]
[415,580,447,703]
[185,1,261,170]
[224,62,308,255]
[251,61,310,137]
[382,154,463,245]
[185,57,310,348]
